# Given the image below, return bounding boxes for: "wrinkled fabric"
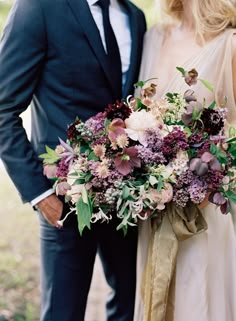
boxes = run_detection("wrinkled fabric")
[134,26,236,321]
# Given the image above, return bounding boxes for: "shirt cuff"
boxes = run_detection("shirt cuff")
[30,189,55,207]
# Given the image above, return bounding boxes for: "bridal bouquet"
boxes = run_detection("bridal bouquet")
[40,67,236,235]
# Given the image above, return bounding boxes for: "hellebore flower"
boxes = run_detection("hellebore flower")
[209,192,230,214]
[184,89,197,103]
[43,164,57,178]
[141,83,157,98]
[189,157,208,176]
[182,101,203,125]
[114,147,141,175]
[55,181,72,196]
[201,152,221,171]
[184,68,198,86]
[189,152,222,176]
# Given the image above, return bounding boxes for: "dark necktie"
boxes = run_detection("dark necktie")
[97,0,122,98]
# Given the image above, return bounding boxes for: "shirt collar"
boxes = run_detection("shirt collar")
[87,0,120,8]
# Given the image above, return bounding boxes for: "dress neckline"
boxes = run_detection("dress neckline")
[154,27,228,97]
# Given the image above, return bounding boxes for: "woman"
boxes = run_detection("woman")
[134,1,236,320]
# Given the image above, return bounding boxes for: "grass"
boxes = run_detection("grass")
[0,1,12,32]
[0,168,40,321]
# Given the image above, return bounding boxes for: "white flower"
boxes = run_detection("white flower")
[125,110,159,145]
[66,184,84,204]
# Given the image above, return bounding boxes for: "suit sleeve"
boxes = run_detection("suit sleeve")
[0,0,52,203]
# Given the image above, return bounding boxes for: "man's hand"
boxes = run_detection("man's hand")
[36,194,63,227]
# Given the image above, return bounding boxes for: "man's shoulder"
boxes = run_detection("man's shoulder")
[124,0,145,15]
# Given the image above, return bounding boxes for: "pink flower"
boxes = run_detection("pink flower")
[114,147,141,175]
[43,164,58,178]
[55,181,71,195]
[107,119,128,149]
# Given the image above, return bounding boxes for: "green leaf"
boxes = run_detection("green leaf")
[226,137,236,144]
[176,66,186,76]
[76,196,92,235]
[88,151,99,161]
[104,118,111,128]
[192,106,201,120]
[73,178,85,185]
[81,186,89,204]
[228,143,236,158]
[210,143,228,164]
[229,126,236,138]
[134,80,145,88]
[39,145,61,164]
[80,144,89,154]
[225,190,236,204]
[157,176,164,192]
[208,101,216,110]
[184,127,192,137]
[136,98,147,110]
[122,186,130,199]
[199,78,214,92]
[84,173,93,183]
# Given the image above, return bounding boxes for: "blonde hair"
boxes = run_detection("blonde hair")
[159,0,236,39]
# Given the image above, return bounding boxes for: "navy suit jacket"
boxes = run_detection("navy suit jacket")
[0,0,146,203]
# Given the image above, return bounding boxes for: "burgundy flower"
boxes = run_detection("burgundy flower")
[67,119,81,141]
[114,147,141,175]
[200,109,224,135]
[104,100,132,121]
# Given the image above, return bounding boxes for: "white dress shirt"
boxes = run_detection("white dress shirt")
[31,0,132,206]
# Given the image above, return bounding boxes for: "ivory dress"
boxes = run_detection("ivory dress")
[134,26,236,321]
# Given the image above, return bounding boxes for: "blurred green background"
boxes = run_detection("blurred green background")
[0,1,156,320]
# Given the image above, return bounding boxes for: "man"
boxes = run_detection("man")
[0,0,146,320]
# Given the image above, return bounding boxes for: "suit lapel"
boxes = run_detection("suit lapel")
[66,0,115,94]
[121,0,141,97]
[66,0,140,99]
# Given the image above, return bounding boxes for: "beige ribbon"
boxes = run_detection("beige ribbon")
[142,202,208,321]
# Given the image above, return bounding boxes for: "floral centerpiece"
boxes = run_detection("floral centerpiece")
[40,67,236,235]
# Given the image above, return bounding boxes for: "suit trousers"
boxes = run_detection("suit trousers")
[38,208,137,321]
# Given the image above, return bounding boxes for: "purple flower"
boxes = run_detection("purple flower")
[173,188,189,207]
[114,147,141,175]
[85,112,106,134]
[182,101,203,125]
[188,178,208,204]
[56,157,70,177]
